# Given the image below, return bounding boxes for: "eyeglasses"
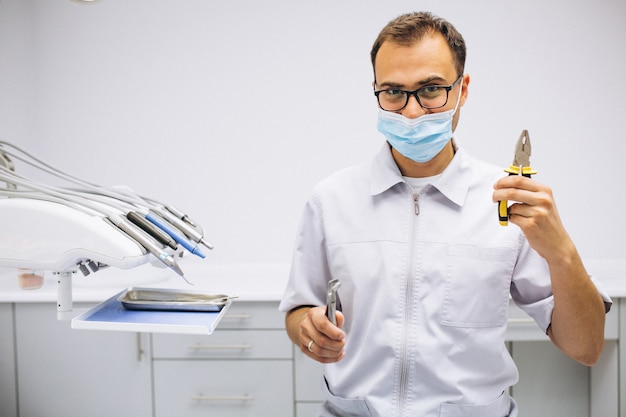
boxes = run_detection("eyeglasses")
[374,75,463,112]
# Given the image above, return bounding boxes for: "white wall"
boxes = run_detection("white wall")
[1,0,625,266]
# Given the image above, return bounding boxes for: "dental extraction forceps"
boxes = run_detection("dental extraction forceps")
[326,279,342,326]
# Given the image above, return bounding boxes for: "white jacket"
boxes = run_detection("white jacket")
[279,144,610,417]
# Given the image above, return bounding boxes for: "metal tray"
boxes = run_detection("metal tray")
[119,287,233,312]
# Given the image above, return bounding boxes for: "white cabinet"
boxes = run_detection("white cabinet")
[154,360,292,417]
[511,301,619,417]
[4,298,622,417]
[511,340,620,417]
[511,341,590,416]
[13,303,152,417]
[0,303,17,417]
[151,301,294,417]
[294,346,324,417]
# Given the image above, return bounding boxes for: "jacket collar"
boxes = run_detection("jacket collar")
[369,142,471,207]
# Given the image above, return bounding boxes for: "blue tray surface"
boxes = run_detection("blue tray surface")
[85,296,221,327]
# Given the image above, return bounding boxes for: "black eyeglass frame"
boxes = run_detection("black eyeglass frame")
[374,74,463,111]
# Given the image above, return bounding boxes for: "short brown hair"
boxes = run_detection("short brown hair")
[370,12,466,80]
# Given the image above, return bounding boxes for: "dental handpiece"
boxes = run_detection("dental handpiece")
[145,212,206,258]
[158,208,214,250]
[164,204,196,227]
[110,216,191,284]
[126,211,178,250]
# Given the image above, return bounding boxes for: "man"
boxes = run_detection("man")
[279,11,611,417]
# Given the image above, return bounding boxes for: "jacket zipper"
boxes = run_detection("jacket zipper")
[397,192,420,416]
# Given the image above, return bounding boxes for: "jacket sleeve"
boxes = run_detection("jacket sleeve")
[510,238,612,333]
[279,192,332,312]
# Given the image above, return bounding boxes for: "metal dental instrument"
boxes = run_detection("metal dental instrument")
[164,204,197,228]
[109,215,189,283]
[126,211,178,250]
[158,207,214,250]
[325,279,342,326]
[498,129,537,226]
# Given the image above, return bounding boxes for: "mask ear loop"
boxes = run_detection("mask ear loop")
[451,75,464,115]
[450,76,465,153]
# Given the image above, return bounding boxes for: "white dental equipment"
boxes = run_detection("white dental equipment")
[0,141,213,314]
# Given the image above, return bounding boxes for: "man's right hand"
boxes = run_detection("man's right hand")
[286,305,346,363]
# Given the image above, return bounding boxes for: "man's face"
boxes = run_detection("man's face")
[373,33,468,130]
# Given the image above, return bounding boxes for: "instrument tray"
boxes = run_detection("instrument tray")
[119,287,232,312]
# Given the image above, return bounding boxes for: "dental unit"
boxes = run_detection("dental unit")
[0,141,213,314]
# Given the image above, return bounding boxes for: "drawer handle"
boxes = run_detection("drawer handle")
[189,343,253,350]
[192,394,254,402]
[508,318,535,324]
[222,313,252,320]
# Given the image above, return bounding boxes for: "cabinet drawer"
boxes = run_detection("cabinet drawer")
[218,301,284,329]
[152,329,292,359]
[294,348,325,401]
[297,402,324,417]
[154,360,293,417]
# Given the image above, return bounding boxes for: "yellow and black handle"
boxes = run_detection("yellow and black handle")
[498,165,537,226]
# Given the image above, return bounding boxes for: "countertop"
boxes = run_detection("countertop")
[0,257,624,304]
[0,257,291,303]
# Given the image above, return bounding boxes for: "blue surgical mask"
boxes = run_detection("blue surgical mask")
[376,85,462,163]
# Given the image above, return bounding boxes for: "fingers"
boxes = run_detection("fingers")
[492,177,554,221]
[492,175,572,261]
[492,175,544,203]
[299,306,345,363]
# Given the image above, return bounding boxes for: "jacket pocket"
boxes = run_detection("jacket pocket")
[440,390,515,417]
[318,377,377,417]
[441,244,516,328]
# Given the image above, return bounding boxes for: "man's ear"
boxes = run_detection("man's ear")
[460,73,470,107]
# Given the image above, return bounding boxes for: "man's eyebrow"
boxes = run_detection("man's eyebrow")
[419,75,449,85]
[377,75,449,90]
[377,81,405,89]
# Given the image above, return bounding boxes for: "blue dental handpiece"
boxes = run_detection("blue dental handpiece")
[145,212,206,258]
